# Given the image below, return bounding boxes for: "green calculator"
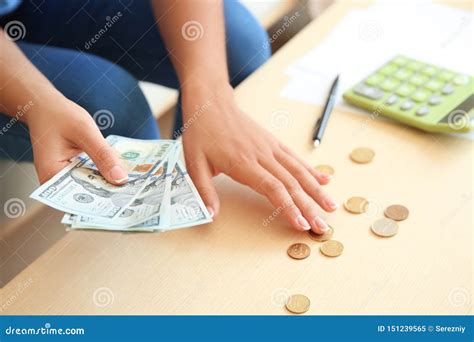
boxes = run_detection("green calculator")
[343,55,473,134]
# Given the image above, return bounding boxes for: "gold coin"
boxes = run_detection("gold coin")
[314,164,335,176]
[371,218,399,237]
[320,240,344,257]
[350,147,375,164]
[344,196,369,214]
[384,204,409,221]
[307,225,334,242]
[287,243,311,260]
[285,294,310,314]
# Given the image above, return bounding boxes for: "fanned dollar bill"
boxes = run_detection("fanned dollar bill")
[31,135,212,232]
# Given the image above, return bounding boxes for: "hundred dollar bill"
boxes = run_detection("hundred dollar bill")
[69,143,182,228]
[127,160,212,231]
[31,135,176,221]
[65,160,212,231]
[166,160,212,229]
[62,213,157,232]
[77,135,176,176]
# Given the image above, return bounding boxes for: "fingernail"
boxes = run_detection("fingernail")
[207,206,214,218]
[323,174,333,181]
[109,165,128,184]
[314,217,329,231]
[326,198,339,210]
[297,215,311,230]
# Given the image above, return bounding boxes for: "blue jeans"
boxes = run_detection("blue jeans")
[0,0,270,162]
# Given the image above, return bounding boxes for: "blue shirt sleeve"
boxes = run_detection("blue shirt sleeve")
[0,0,22,16]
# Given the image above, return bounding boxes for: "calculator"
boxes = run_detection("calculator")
[343,55,473,134]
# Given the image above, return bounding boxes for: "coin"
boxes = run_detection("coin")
[320,240,344,257]
[384,204,409,221]
[350,147,375,164]
[314,164,335,176]
[287,243,311,260]
[344,196,369,214]
[307,225,334,242]
[371,218,399,237]
[285,294,310,314]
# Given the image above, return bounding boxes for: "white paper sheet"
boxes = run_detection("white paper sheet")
[282,2,474,106]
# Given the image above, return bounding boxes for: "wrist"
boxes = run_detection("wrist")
[181,81,234,119]
[26,88,73,125]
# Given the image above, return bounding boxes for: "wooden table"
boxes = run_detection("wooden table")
[1,1,472,315]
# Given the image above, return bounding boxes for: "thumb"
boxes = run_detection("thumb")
[187,158,220,218]
[76,128,128,185]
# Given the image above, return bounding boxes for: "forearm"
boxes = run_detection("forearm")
[151,0,229,91]
[0,29,61,123]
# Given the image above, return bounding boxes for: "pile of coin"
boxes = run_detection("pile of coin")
[285,224,344,314]
[350,147,375,164]
[320,240,344,257]
[343,196,369,214]
[285,294,310,314]
[384,204,409,221]
[371,204,409,237]
[281,147,410,314]
[287,243,311,260]
[314,164,335,176]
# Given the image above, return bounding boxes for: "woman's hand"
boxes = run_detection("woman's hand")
[181,84,338,234]
[27,91,128,185]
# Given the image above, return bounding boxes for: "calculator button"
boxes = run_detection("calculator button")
[365,73,385,86]
[438,70,454,81]
[422,66,438,76]
[409,74,429,86]
[441,84,454,95]
[393,69,413,80]
[411,89,430,102]
[453,74,469,85]
[385,95,398,105]
[392,56,408,65]
[396,84,415,97]
[407,60,423,70]
[428,95,442,106]
[416,106,430,116]
[400,100,414,111]
[425,79,443,91]
[380,78,400,91]
[354,84,385,100]
[379,64,398,76]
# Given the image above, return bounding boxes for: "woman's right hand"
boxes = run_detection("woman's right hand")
[26,91,128,185]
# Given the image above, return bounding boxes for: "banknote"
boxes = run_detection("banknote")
[125,160,212,231]
[64,161,212,231]
[77,135,176,176]
[30,136,176,223]
[32,135,212,232]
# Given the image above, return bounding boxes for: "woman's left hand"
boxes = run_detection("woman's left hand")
[181,83,338,234]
